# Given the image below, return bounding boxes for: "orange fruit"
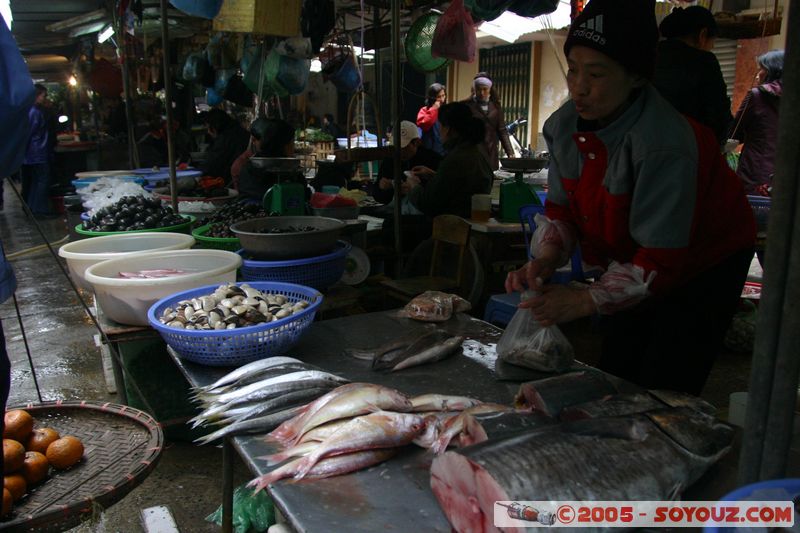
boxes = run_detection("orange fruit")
[3,410,33,443]
[3,474,26,502]
[26,428,60,455]
[21,451,49,485]
[2,440,25,472]
[2,488,10,517]
[46,436,84,470]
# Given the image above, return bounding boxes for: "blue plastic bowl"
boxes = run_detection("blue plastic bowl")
[703,478,800,532]
[72,176,146,188]
[238,241,351,292]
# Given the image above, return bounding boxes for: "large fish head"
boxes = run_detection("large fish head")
[385,412,427,436]
[646,407,734,459]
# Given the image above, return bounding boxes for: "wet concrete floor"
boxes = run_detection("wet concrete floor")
[0,177,762,531]
[1,182,250,532]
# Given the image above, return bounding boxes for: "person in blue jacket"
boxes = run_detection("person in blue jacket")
[0,18,35,480]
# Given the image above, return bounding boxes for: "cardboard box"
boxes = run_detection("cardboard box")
[212,0,301,36]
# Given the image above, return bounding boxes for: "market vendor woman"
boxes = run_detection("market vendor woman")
[505,0,755,395]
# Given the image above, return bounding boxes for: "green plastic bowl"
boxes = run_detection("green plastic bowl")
[191,224,241,252]
[75,215,196,237]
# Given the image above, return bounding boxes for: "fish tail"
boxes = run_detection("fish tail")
[293,456,317,480]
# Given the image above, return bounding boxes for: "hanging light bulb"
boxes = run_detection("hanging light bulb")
[68,75,78,87]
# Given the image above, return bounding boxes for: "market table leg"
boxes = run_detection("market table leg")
[109,344,128,405]
[222,436,234,533]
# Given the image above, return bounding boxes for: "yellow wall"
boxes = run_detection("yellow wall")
[536,35,569,147]
[447,60,479,103]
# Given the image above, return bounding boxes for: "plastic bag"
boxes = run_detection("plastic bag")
[403,291,472,322]
[464,0,513,22]
[182,52,209,82]
[431,0,477,63]
[507,0,559,18]
[496,290,574,372]
[275,37,314,59]
[206,484,275,533]
[277,56,311,95]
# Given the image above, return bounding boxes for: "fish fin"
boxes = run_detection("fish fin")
[343,349,376,361]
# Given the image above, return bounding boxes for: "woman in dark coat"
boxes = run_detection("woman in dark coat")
[405,102,493,219]
[462,73,514,170]
[237,118,303,202]
[730,50,784,196]
[652,6,732,145]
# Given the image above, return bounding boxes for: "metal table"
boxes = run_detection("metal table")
[170,310,523,532]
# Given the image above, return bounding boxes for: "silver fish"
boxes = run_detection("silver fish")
[196,356,304,392]
[560,392,666,421]
[343,324,436,361]
[294,411,425,478]
[430,408,733,533]
[250,448,399,492]
[213,387,335,428]
[390,335,464,372]
[260,440,320,466]
[431,403,514,454]
[200,363,316,396]
[195,405,307,445]
[208,370,347,406]
[373,330,453,371]
[410,394,482,412]
[514,370,617,417]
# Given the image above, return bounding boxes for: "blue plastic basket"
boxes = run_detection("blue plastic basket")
[704,478,800,532]
[238,241,351,292]
[147,281,323,366]
[747,195,771,233]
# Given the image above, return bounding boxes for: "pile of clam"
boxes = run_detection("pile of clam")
[158,283,310,330]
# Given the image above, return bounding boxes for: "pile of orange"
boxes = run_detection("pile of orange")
[2,409,84,518]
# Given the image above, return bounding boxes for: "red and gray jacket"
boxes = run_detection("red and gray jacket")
[541,85,755,312]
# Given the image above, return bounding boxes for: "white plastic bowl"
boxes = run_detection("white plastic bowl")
[59,232,196,291]
[85,249,242,326]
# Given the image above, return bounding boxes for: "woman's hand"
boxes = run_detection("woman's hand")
[505,259,555,293]
[410,165,435,180]
[518,285,596,327]
[405,173,422,189]
[378,177,393,190]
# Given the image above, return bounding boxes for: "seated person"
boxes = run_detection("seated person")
[372,120,442,208]
[238,118,306,202]
[200,109,251,184]
[405,102,493,219]
[230,117,272,190]
[375,121,442,253]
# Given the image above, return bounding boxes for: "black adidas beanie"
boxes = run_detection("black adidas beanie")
[564,0,659,79]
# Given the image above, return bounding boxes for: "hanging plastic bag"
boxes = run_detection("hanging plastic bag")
[277,56,311,95]
[507,0,559,18]
[432,0,477,63]
[169,0,224,19]
[320,45,361,93]
[206,87,223,105]
[182,52,209,82]
[275,37,314,59]
[464,0,513,22]
[496,290,575,372]
[206,484,275,533]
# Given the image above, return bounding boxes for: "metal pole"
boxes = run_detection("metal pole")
[116,16,140,169]
[222,437,234,533]
[391,0,402,260]
[373,6,382,148]
[159,0,178,212]
[739,0,800,484]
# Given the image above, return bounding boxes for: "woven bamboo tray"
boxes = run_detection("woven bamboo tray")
[0,401,164,532]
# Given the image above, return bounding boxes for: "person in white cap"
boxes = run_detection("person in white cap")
[463,72,514,170]
[373,120,441,206]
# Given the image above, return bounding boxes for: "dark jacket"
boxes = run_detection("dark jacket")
[373,145,442,204]
[730,80,781,194]
[200,123,251,183]
[24,105,50,165]
[463,98,514,170]
[652,39,732,145]
[408,138,493,219]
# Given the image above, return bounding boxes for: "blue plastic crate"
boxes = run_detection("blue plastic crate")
[147,281,323,366]
[747,195,771,232]
[238,241,351,292]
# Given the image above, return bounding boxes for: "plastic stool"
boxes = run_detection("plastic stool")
[483,292,520,326]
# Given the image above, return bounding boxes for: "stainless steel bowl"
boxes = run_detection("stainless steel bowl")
[230,216,345,260]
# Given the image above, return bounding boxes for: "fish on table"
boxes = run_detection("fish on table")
[195,356,306,393]
[345,328,465,372]
[268,383,413,446]
[514,370,618,417]
[194,405,307,445]
[430,407,734,533]
[409,394,483,412]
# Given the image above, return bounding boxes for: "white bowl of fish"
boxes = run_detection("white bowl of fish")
[58,232,196,291]
[147,282,323,366]
[85,249,242,326]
